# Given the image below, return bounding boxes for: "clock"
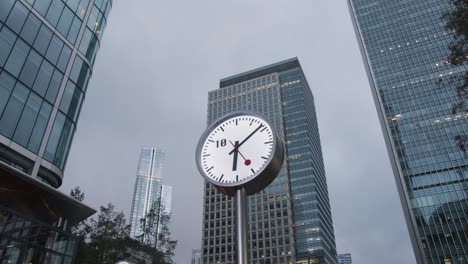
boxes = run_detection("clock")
[196,111,284,196]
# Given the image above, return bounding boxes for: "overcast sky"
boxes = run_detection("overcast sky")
[60,1,416,263]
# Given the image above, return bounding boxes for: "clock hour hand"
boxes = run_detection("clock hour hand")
[229,124,263,155]
[232,141,239,171]
[229,140,251,166]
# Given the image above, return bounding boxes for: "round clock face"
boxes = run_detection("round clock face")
[198,113,275,187]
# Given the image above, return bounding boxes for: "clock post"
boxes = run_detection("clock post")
[196,111,284,264]
[235,188,248,263]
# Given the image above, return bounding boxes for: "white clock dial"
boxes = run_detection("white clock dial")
[200,115,274,184]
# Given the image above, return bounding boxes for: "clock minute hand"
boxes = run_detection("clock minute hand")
[229,124,263,155]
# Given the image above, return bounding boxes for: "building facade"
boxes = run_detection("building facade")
[201,58,337,264]
[0,0,112,263]
[349,1,468,264]
[337,253,352,264]
[0,0,110,187]
[192,248,202,264]
[130,147,173,249]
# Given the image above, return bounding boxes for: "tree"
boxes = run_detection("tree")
[69,187,90,237]
[155,210,177,264]
[70,186,85,202]
[442,0,468,152]
[69,187,171,264]
[138,201,160,246]
[88,203,132,263]
[444,0,468,66]
[138,199,178,264]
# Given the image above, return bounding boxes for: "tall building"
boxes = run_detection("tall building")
[130,146,173,249]
[337,253,352,264]
[0,0,112,263]
[201,58,337,264]
[349,1,468,263]
[192,248,202,264]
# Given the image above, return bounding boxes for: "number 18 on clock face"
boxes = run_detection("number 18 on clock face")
[196,111,284,196]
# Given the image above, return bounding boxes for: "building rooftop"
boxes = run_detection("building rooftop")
[220,57,301,88]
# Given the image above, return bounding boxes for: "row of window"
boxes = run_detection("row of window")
[0,66,83,169]
[0,70,52,153]
[0,23,70,86]
[4,0,82,47]
[0,209,77,257]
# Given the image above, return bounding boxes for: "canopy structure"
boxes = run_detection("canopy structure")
[0,161,95,226]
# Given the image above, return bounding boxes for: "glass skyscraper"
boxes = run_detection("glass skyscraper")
[201,58,337,264]
[349,1,468,263]
[337,253,352,264]
[0,0,112,263]
[130,146,173,249]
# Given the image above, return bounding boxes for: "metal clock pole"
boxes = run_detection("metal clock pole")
[235,187,248,264]
[196,111,284,264]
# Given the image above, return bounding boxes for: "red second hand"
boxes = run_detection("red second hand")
[229,140,251,166]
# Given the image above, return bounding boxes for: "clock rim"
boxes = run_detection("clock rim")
[195,110,283,195]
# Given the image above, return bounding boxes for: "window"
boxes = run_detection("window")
[45,70,63,103]
[59,81,75,113]
[57,45,71,72]
[44,111,66,162]
[78,28,91,55]
[46,0,65,27]
[13,92,42,147]
[0,71,16,117]
[67,16,81,44]
[0,83,29,138]
[70,56,91,89]
[0,26,16,66]
[54,117,74,169]
[20,14,41,45]
[5,2,28,34]
[34,0,52,17]
[34,25,53,55]
[77,0,89,19]
[45,35,63,64]
[68,86,82,121]
[0,0,15,22]
[57,7,73,37]
[33,60,54,97]
[27,102,52,153]
[19,50,42,87]
[5,38,30,77]
[66,0,80,12]
[87,7,99,32]
[69,55,83,83]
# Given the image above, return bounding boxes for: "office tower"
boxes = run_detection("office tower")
[337,253,352,264]
[130,146,173,249]
[201,58,337,264]
[349,1,468,264]
[0,0,112,263]
[192,248,202,264]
